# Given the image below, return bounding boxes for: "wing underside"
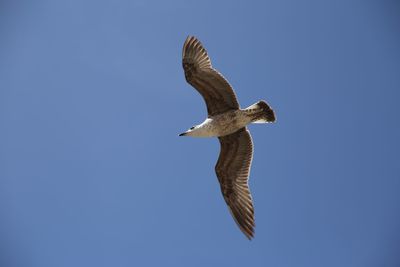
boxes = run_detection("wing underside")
[182,36,240,116]
[215,128,255,239]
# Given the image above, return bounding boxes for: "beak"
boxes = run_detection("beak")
[179,132,187,136]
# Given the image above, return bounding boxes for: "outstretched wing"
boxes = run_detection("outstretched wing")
[182,36,240,117]
[215,128,255,239]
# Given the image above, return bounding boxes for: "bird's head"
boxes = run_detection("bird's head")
[179,125,198,137]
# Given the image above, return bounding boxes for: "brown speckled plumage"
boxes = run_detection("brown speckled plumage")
[182,36,239,117]
[181,36,275,239]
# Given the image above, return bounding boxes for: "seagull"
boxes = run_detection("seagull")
[180,36,276,239]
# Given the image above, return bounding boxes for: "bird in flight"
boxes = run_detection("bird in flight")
[180,36,276,239]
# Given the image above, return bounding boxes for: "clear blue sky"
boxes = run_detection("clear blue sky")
[1,0,399,266]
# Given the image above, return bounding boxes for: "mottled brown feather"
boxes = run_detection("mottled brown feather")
[215,128,255,239]
[182,36,240,116]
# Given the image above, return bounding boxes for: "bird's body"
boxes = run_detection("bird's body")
[182,102,273,138]
[180,36,275,239]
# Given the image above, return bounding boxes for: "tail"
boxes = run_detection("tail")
[246,100,276,123]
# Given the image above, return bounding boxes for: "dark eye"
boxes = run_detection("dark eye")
[190,126,195,130]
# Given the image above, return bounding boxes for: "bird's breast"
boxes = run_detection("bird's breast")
[206,110,251,137]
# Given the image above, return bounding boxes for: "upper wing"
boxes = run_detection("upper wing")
[182,36,240,117]
[215,128,255,239]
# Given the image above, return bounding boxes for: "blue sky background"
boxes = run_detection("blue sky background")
[1,0,400,266]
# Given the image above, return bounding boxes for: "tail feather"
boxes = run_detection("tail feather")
[246,100,276,123]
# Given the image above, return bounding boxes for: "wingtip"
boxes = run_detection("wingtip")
[246,230,255,240]
[185,35,196,40]
[183,35,197,58]
[243,226,255,240]
[184,35,196,45]
[182,36,212,71]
